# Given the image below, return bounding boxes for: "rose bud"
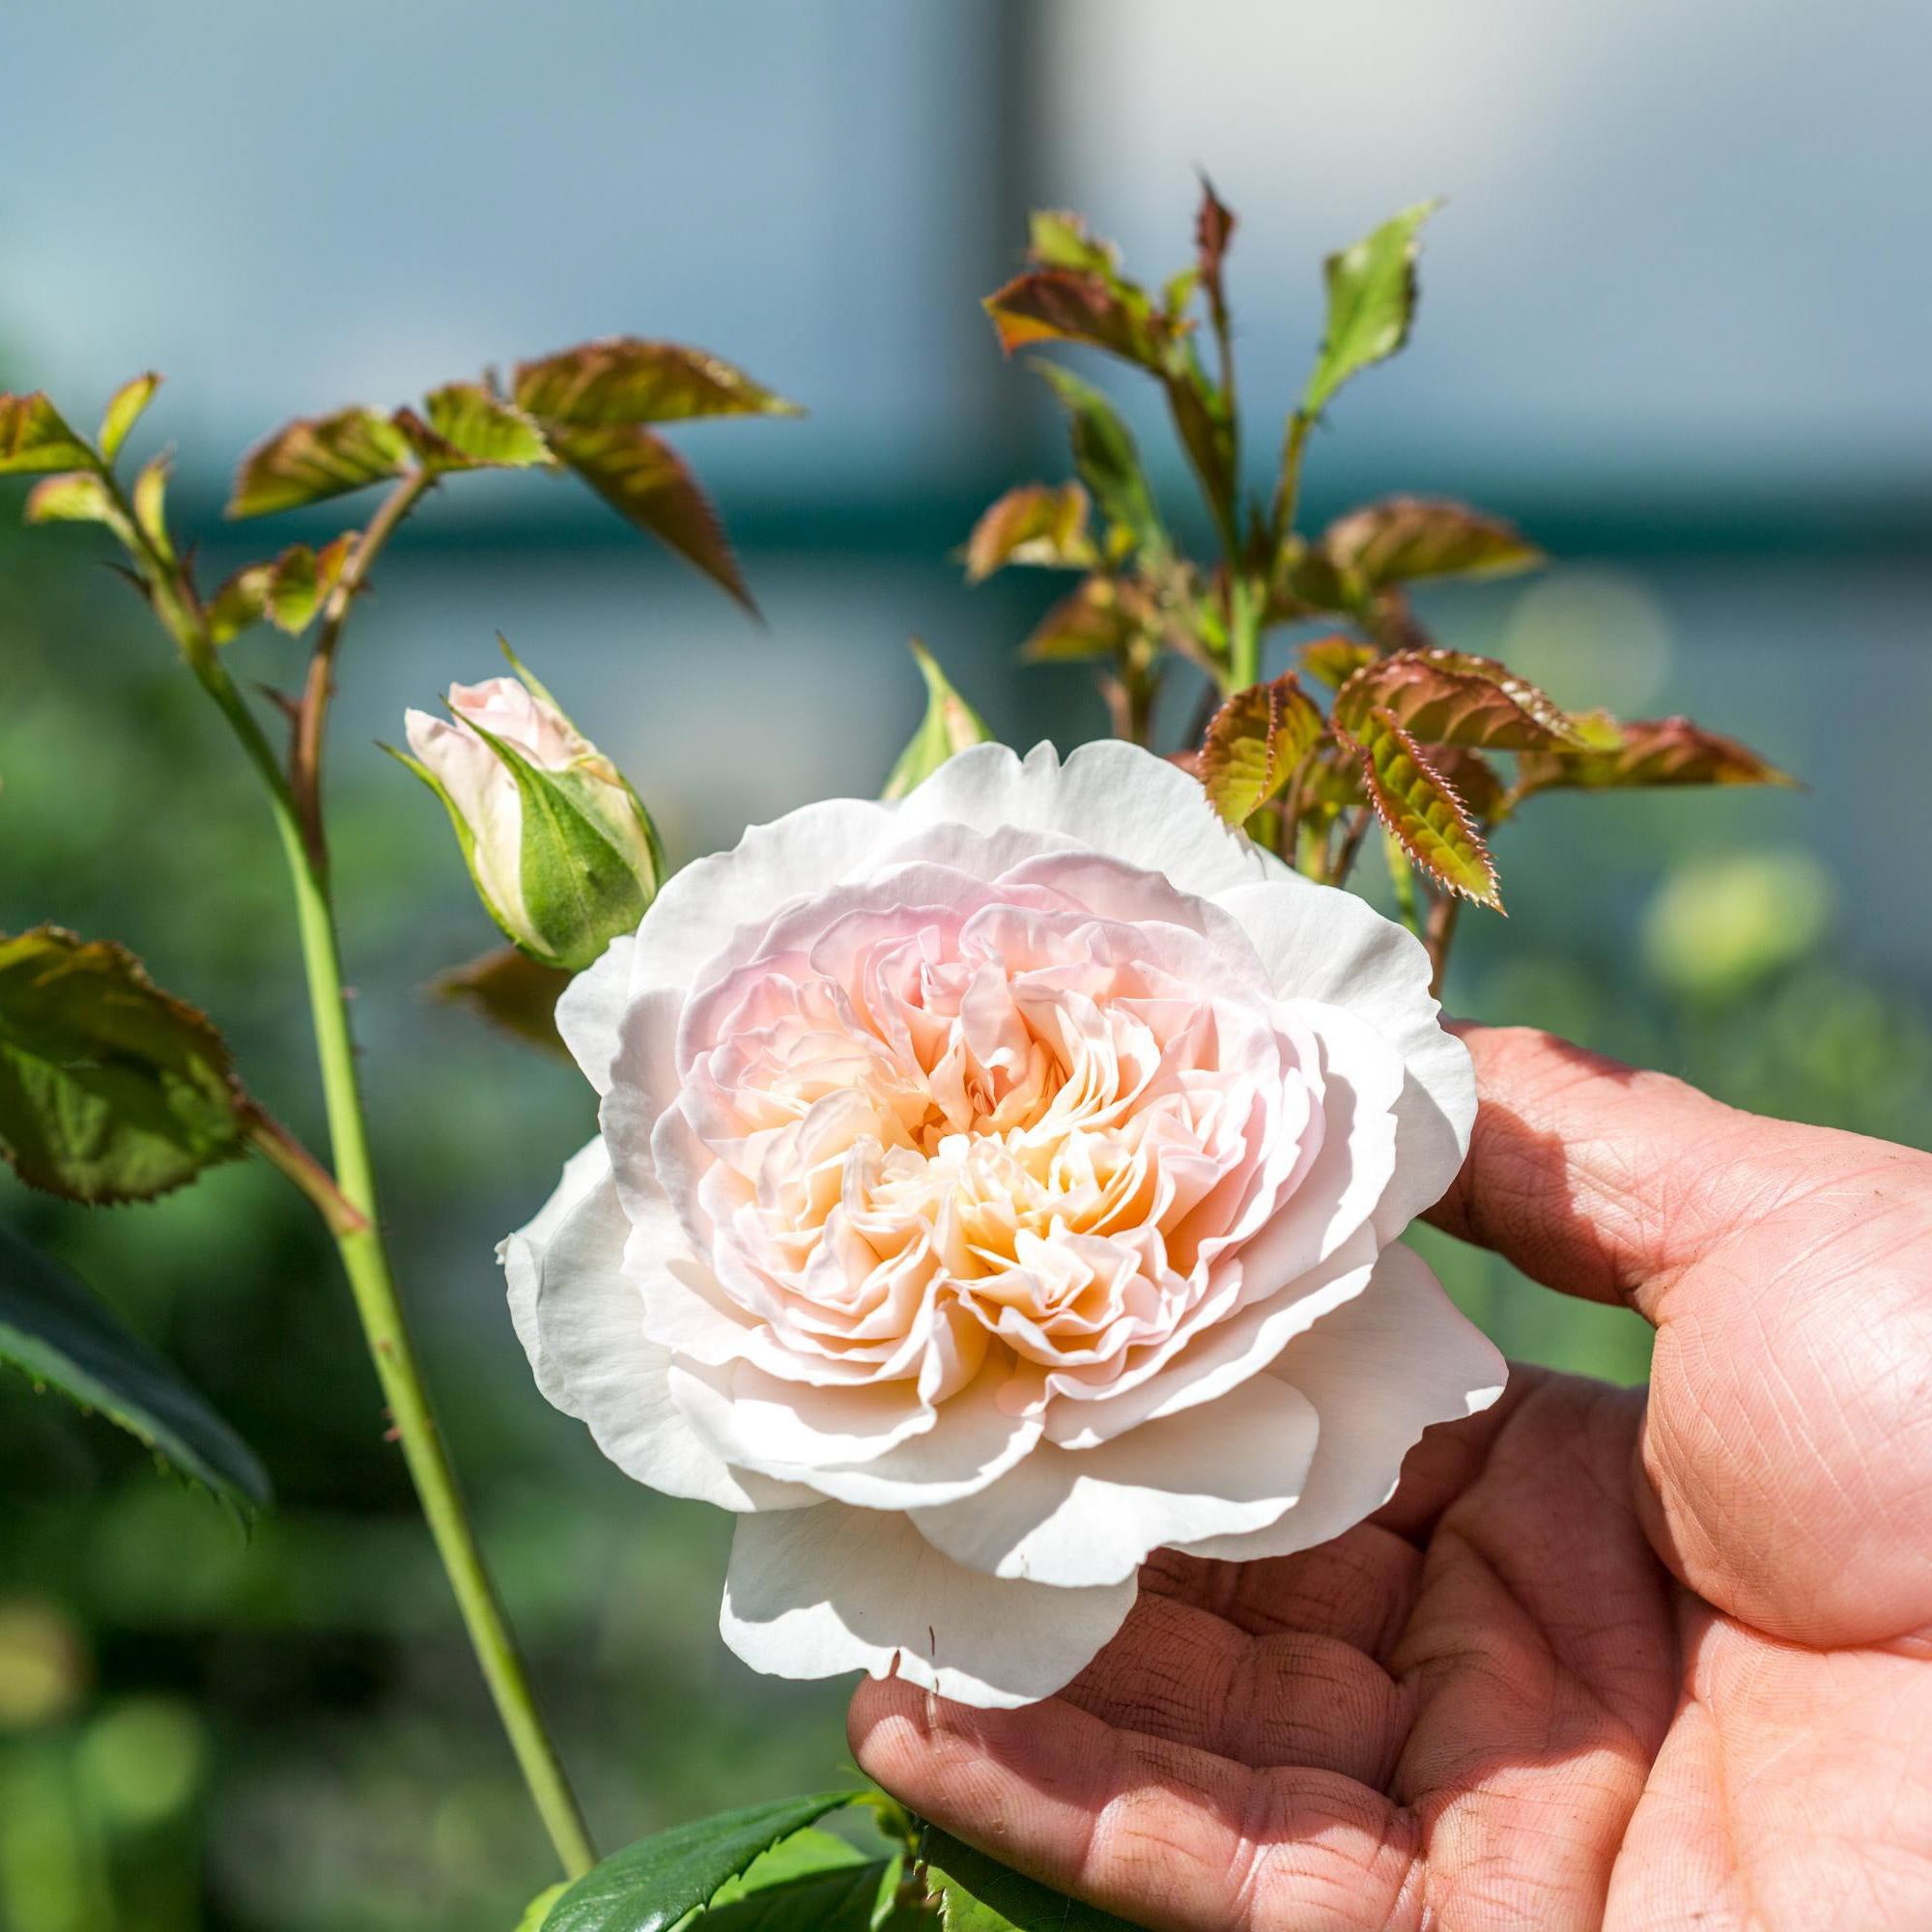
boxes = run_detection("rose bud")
[396,646,664,971]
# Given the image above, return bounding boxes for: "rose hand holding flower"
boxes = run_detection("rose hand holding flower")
[502,738,1504,1708]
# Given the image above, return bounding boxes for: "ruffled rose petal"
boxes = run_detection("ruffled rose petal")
[909,1369,1319,1586]
[500,1137,612,1386]
[1175,1242,1506,1563]
[512,1150,809,1513]
[720,1502,1137,1708]
[894,742,1271,898]
[1212,875,1473,1239]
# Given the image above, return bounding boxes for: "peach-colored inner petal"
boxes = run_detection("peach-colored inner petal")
[660,867,1328,1415]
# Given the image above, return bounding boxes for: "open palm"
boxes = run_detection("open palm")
[852,1027,1932,1930]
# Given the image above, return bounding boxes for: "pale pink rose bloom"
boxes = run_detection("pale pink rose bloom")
[502,741,1504,1707]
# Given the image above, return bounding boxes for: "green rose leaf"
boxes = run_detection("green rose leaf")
[1340,709,1502,908]
[1300,201,1439,420]
[692,1824,899,1929]
[0,928,247,1204]
[227,407,413,518]
[1321,497,1543,589]
[1030,363,1165,557]
[1026,211,1122,279]
[1199,673,1324,826]
[99,372,162,463]
[918,1830,1138,1930]
[0,1221,270,1510]
[1334,649,1584,752]
[546,420,753,611]
[24,472,114,526]
[539,1791,861,1932]
[430,946,570,1057]
[1511,717,1797,810]
[402,383,554,471]
[1297,635,1377,691]
[983,269,1174,371]
[0,392,94,474]
[513,340,803,427]
[883,640,993,801]
[962,483,1094,582]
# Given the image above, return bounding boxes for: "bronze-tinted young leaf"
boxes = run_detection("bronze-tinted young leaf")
[1342,708,1502,908]
[512,339,802,427]
[0,393,93,474]
[1512,717,1797,805]
[1336,648,1584,751]
[1031,362,1165,554]
[1322,497,1543,588]
[1429,744,1509,821]
[1298,634,1377,690]
[0,927,246,1203]
[228,408,412,517]
[1028,210,1122,278]
[1194,177,1236,318]
[417,382,553,469]
[431,946,570,1056]
[548,420,753,611]
[98,373,162,463]
[132,453,173,564]
[1301,202,1439,418]
[1199,673,1323,826]
[266,534,356,636]
[23,472,113,525]
[204,564,272,644]
[962,483,1094,582]
[1164,355,1237,532]
[1020,576,1147,662]
[984,270,1173,369]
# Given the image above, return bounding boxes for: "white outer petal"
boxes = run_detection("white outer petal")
[720,1503,1137,1709]
[910,1370,1319,1587]
[1213,873,1474,1239]
[554,936,638,1095]
[626,796,898,1001]
[499,1137,612,1386]
[1175,1242,1506,1563]
[895,742,1271,898]
[503,1145,808,1513]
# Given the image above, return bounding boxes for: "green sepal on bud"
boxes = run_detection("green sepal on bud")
[393,640,666,972]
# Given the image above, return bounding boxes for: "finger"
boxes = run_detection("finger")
[1425,1024,1818,1319]
[1144,1525,1424,1662]
[850,1675,1422,1932]
[1058,1588,1412,1784]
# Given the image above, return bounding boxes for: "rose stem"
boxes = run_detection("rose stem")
[1425,890,1463,1000]
[93,460,598,1881]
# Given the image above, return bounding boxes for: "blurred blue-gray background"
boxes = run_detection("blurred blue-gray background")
[2,5,1928,1927]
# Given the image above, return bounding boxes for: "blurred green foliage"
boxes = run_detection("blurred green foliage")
[2,517,1927,1931]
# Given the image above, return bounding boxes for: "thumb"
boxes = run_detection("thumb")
[1425,1024,1817,1323]
[1432,1025,1932,1648]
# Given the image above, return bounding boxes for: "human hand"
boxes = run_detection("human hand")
[850,1025,1932,1930]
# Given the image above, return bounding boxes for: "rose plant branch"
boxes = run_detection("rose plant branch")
[966,191,1793,993]
[292,464,437,869]
[10,402,600,1880]
[2,343,801,1886]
